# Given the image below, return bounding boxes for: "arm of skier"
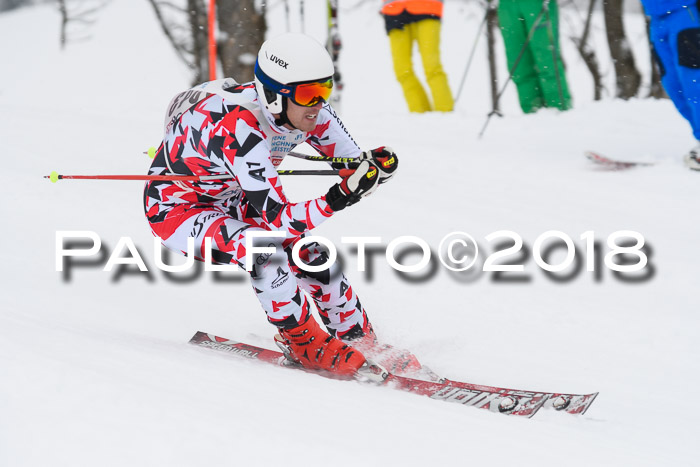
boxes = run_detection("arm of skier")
[224,116,378,238]
[306,103,398,183]
[227,127,333,238]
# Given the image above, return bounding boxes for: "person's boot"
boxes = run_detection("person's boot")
[274,317,367,377]
[684,144,700,171]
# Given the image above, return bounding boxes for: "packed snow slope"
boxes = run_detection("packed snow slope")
[1,1,698,466]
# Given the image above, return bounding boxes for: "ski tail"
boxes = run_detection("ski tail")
[189,331,283,365]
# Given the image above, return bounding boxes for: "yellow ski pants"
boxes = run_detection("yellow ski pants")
[388,19,454,112]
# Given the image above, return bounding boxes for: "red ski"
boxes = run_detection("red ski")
[585,150,655,169]
[189,332,598,418]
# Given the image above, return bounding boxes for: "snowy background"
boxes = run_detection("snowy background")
[1,1,699,466]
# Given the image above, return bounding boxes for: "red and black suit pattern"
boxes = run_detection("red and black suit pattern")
[144,79,370,337]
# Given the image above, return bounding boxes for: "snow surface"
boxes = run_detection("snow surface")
[1,1,699,466]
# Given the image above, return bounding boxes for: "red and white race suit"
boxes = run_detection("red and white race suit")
[144,79,370,338]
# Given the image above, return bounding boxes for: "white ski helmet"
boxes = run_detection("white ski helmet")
[254,33,334,114]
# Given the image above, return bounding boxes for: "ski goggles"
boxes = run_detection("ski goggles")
[255,61,333,107]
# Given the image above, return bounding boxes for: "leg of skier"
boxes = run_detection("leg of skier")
[290,241,371,339]
[388,22,433,112]
[416,18,454,112]
[498,0,545,113]
[528,0,571,111]
[147,203,367,377]
[292,241,421,375]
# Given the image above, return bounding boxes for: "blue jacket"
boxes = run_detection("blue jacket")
[640,0,696,16]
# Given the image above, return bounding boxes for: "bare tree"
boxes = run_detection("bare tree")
[602,0,640,99]
[57,0,108,49]
[146,1,191,68]
[566,0,604,100]
[187,0,210,83]
[1,0,29,12]
[147,0,209,84]
[147,0,266,85]
[643,13,666,99]
[216,0,266,83]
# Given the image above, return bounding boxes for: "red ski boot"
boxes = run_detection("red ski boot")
[274,317,368,378]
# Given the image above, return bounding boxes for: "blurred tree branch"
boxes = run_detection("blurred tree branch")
[57,0,108,49]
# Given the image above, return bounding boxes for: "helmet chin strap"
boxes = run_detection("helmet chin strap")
[274,97,297,130]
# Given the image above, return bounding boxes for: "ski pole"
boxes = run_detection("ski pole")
[478,0,550,138]
[45,168,352,183]
[454,2,490,104]
[287,150,359,166]
[145,146,359,167]
[486,1,501,116]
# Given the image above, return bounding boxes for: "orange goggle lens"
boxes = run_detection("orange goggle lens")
[293,79,333,107]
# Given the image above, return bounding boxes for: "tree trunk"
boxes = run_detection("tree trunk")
[217,0,266,83]
[603,0,640,99]
[572,0,604,100]
[56,0,107,50]
[644,13,667,99]
[188,0,209,84]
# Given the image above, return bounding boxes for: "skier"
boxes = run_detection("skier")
[497,0,572,113]
[640,0,700,170]
[381,0,454,112]
[144,33,415,378]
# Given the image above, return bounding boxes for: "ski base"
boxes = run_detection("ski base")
[189,331,598,418]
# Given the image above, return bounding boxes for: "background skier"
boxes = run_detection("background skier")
[497,0,572,113]
[641,0,700,170]
[381,0,454,112]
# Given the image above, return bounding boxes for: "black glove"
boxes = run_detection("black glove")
[325,160,380,211]
[359,146,398,184]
